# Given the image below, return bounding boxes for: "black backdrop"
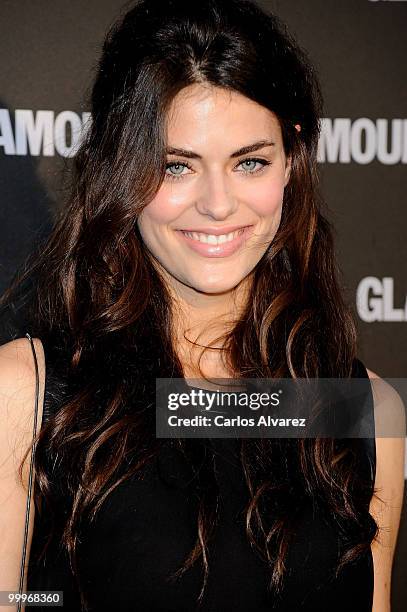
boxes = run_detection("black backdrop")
[0,0,406,608]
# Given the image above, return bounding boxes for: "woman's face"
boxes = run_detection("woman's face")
[137,83,291,297]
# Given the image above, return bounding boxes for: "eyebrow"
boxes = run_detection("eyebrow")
[165,139,276,159]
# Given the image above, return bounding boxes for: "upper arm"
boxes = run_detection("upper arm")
[0,337,45,608]
[366,368,406,612]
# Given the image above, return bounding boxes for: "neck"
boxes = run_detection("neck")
[164,272,253,378]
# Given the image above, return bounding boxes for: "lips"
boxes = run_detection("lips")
[178,224,252,236]
[176,225,254,258]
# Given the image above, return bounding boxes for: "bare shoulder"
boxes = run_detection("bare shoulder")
[0,336,46,482]
[365,367,405,612]
[365,366,406,507]
[0,335,45,380]
[0,336,46,592]
[366,367,406,437]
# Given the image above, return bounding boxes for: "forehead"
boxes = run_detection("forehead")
[165,83,282,148]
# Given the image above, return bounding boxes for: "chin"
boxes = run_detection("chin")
[187,278,243,295]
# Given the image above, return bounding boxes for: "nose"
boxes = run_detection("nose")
[195,170,238,220]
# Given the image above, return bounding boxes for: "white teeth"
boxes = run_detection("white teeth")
[182,229,244,245]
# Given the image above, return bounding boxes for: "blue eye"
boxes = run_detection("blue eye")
[165,161,192,180]
[237,158,271,174]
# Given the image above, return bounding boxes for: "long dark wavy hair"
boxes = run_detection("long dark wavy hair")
[0,0,378,609]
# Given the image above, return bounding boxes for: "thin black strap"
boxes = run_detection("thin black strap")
[17,333,41,611]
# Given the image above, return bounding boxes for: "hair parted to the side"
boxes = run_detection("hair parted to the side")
[0,0,378,609]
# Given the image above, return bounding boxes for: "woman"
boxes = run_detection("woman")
[0,0,404,610]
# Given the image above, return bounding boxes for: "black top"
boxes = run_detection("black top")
[27,342,376,612]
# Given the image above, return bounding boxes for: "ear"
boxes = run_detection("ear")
[284,154,292,187]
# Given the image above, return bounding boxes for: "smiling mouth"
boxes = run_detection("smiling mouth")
[179,228,247,245]
[175,225,254,258]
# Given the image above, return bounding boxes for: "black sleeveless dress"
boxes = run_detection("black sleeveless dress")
[27,339,376,612]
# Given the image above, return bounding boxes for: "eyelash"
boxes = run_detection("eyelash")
[164,157,272,181]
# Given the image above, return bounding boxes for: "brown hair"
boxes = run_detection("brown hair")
[0,0,377,608]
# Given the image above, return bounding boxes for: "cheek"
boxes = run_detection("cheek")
[140,188,187,226]
[244,178,285,217]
